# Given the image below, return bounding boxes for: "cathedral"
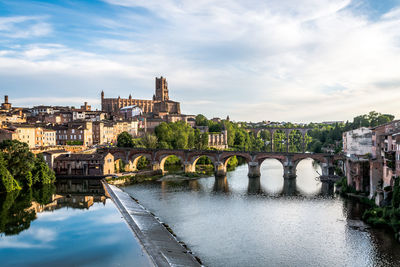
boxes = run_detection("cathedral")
[101,77,181,117]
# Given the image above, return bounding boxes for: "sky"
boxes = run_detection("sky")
[0,0,400,123]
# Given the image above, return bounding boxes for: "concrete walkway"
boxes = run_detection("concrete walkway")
[103,182,201,267]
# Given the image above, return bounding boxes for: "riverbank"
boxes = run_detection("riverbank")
[103,182,201,267]
[336,177,400,242]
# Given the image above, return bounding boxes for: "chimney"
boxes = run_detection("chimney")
[4,95,8,104]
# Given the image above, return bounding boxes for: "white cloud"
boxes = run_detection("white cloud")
[0,16,52,38]
[1,1,400,122]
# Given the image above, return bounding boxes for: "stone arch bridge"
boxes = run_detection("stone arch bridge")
[106,148,344,180]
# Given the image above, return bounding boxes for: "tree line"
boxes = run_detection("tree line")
[0,140,55,193]
[117,110,395,154]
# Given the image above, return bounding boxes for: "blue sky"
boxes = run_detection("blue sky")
[0,0,400,122]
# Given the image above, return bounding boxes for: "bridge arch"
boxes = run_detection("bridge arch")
[131,153,152,171]
[222,155,250,170]
[190,155,216,173]
[293,157,323,195]
[159,154,185,173]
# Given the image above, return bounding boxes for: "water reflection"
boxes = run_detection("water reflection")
[320,181,335,196]
[282,179,297,196]
[123,160,400,267]
[247,177,262,195]
[0,179,106,236]
[0,178,150,267]
[213,176,229,193]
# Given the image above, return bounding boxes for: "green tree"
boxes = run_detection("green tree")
[31,154,56,185]
[0,152,20,192]
[141,134,158,149]
[0,140,34,182]
[200,132,209,149]
[195,114,208,126]
[117,131,134,147]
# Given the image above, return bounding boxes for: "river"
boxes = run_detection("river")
[0,179,151,267]
[123,158,400,267]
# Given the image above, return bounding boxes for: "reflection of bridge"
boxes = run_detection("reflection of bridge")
[107,148,343,180]
[247,127,312,152]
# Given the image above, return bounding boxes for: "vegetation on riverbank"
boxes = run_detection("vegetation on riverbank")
[0,140,55,193]
[336,175,400,241]
[362,177,400,239]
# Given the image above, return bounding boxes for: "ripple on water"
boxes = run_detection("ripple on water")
[123,159,400,267]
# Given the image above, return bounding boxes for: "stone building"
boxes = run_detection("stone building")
[208,130,228,150]
[101,76,181,117]
[0,96,26,127]
[54,152,114,176]
[343,127,373,193]
[1,95,12,111]
[42,150,69,169]
[370,121,400,191]
[119,105,142,120]
[93,121,115,145]
[92,120,139,145]
[0,125,36,148]
[54,121,93,146]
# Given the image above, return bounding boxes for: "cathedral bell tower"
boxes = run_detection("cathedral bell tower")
[155,76,169,101]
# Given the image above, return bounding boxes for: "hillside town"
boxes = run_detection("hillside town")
[1,76,399,209]
[0,76,228,151]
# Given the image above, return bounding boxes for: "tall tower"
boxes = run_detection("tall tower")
[1,95,11,110]
[155,76,169,101]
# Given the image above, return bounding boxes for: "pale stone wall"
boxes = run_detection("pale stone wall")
[343,127,372,156]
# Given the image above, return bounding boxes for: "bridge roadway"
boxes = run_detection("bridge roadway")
[106,148,344,180]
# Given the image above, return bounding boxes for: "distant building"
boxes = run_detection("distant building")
[0,125,36,148]
[119,105,142,119]
[42,150,69,169]
[343,127,373,192]
[1,95,12,111]
[370,121,400,193]
[343,127,373,157]
[54,121,93,146]
[211,117,221,123]
[54,152,114,176]
[101,76,181,117]
[208,130,228,150]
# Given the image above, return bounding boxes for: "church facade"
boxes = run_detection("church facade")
[101,76,181,117]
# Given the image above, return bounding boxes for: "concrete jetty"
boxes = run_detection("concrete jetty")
[103,182,201,267]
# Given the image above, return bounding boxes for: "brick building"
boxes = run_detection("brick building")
[54,152,114,176]
[101,77,181,117]
[55,121,93,146]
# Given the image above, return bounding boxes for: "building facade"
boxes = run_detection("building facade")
[55,121,93,146]
[208,130,228,150]
[343,127,373,192]
[101,77,181,117]
[54,152,114,176]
